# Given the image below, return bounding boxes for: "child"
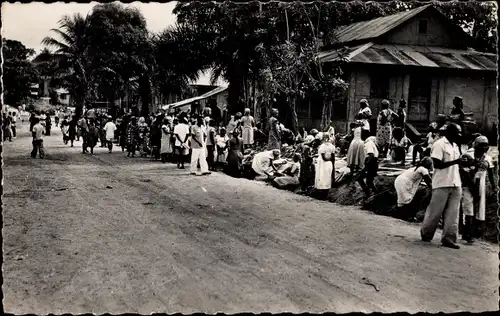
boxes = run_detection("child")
[412,122,439,165]
[357,129,379,198]
[390,127,411,165]
[215,128,229,171]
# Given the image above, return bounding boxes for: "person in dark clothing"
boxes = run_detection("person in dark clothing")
[120,115,130,152]
[150,116,163,160]
[45,115,52,136]
[68,115,78,147]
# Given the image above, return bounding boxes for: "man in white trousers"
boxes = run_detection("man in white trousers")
[190,116,211,176]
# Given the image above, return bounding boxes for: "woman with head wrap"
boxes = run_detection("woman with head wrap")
[346,121,366,173]
[268,108,282,150]
[160,116,174,162]
[240,108,255,149]
[137,117,150,157]
[272,153,302,190]
[225,128,244,177]
[314,133,336,198]
[355,99,372,131]
[460,135,495,242]
[394,156,433,211]
[376,99,395,158]
[215,127,230,170]
[251,149,282,181]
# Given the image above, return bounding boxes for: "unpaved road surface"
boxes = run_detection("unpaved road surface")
[2,123,498,314]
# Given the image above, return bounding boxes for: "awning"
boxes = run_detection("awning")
[162,86,228,110]
[319,43,497,71]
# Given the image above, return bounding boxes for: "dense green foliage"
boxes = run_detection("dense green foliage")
[18,0,496,122]
[2,39,39,106]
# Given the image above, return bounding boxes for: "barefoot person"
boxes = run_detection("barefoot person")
[103,116,117,153]
[31,117,45,159]
[420,123,465,249]
[190,117,210,176]
[173,116,190,169]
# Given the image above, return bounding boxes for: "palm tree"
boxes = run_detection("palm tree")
[41,13,92,117]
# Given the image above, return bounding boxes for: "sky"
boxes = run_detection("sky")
[1,1,226,86]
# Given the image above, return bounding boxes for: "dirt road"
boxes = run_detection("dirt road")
[2,123,498,314]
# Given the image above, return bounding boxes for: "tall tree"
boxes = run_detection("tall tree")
[2,39,39,106]
[42,13,93,117]
[86,2,152,116]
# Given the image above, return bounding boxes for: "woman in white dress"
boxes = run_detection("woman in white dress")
[346,121,365,173]
[394,157,433,208]
[251,149,281,181]
[160,117,173,163]
[315,134,335,198]
[240,108,255,149]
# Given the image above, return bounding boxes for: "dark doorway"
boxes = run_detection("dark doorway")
[408,74,432,122]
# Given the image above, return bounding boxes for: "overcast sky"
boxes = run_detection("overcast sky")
[1,2,225,86]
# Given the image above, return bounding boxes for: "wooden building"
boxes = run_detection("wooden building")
[317,4,497,135]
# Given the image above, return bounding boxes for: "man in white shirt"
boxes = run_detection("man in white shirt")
[103,116,117,153]
[31,117,45,159]
[173,116,190,169]
[421,123,465,249]
[190,117,210,176]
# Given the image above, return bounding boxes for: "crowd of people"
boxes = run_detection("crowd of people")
[25,94,495,249]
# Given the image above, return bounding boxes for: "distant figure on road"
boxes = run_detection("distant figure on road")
[126,116,139,158]
[173,116,190,169]
[190,117,210,176]
[31,117,45,159]
[61,116,70,145]
[10,113,17,138]
[86,119,99,155]
[420,123,465,249]
[103,116,117,153]
[45,114,52,136]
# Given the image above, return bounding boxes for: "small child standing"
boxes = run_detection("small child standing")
[215,128,229,171]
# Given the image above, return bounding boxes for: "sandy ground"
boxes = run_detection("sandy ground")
[2,122,498,314]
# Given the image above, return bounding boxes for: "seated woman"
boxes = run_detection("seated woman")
[251,149,282,181]
[272,153,302,190]
[390,127,411,165]
[394,157,433,219]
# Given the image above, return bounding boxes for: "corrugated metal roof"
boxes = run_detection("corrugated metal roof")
[162,86,228,110]
[355,45,496,71]
[333,5,432,44]
[320,43,497,71]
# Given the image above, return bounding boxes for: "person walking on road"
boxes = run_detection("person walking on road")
[10,113,17,138]
[61,116,70,145]
[421,123,465,249]
[31,117,45,159]
[103,116,117,153]
[190,117,210,176]
[126,116,139,158]
[173,116,190,169]
[45,114,52,136]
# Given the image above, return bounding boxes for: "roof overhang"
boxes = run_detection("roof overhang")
[162,86,228,110]
[319,43,497,72]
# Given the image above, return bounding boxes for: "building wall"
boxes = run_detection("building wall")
[384,10,462,48]
[437,74,497,132]
[343,67,497,135]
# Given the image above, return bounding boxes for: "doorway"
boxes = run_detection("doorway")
[408,74,432,122]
